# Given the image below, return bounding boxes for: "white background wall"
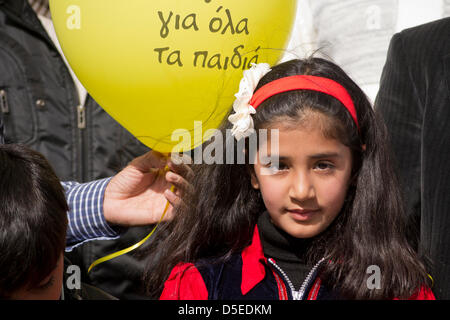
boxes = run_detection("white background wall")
[282,0,450,102]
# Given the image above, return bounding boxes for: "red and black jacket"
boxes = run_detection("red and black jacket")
[160,226,435,300]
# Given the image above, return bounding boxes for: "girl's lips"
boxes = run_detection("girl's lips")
[287,208,320,221]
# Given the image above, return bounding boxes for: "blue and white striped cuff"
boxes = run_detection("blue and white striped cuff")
[63,178,120,251]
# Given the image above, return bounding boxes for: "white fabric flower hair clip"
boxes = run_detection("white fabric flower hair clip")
[228,63,271,140]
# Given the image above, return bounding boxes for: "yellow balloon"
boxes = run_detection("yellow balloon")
[49,0,296,153]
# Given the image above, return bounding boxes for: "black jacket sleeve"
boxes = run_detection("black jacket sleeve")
[374,32,422,249]
[376,18,450,299]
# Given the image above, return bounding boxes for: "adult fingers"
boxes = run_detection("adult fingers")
[165,171,194,196]
[130,150,168,173]
[167,159,194,181]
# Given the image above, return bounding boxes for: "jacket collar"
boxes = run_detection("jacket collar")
[241,225,267,295]
[1,0,27,17]
[0,0,56,50]
[240,224,325,298]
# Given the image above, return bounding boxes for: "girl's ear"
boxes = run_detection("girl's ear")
[245,146,260,189]
[250,168,260,190]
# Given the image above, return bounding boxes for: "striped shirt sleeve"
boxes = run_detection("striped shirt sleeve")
[62,178,121,252]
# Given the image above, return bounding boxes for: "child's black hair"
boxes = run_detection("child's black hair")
[144,57,430,299]
[0,144,68,298]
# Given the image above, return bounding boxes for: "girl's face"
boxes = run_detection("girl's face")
[251,121,353,238]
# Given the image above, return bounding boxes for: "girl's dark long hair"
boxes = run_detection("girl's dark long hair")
[143,57,430,299]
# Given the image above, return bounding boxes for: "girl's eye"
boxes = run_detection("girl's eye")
[315,162,335,171]
[273,163,288,171]
[262,162,289,174]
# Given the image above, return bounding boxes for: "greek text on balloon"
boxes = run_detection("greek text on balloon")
[154,2,257,71]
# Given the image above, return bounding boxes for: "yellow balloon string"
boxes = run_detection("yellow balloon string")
[428,274,434,288]
[88,168,174,273]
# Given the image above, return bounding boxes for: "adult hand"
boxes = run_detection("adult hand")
[103,151,192,226]
[164,157,194,208]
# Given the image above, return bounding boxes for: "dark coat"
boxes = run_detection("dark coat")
[0,0,149,182]
[375,17,450,299]
[0,0,151,299]
[0,104,4,144]
[63,257,117,300]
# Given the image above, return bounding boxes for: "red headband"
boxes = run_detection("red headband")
[249,75,359,130]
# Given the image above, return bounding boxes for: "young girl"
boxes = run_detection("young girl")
[144,58,434,300]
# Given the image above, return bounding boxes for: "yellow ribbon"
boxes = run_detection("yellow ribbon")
[88,168,174,273]
[428,274,434,288]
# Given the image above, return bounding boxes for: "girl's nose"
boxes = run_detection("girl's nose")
[289,171,315,201]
